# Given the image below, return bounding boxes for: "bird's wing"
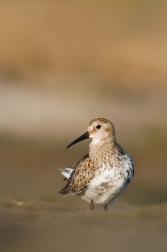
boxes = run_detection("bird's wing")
[59,153,95,195]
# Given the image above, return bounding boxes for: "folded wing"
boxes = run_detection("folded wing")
[59,153,95,195]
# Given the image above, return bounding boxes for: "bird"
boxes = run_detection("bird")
[58,118,134,211]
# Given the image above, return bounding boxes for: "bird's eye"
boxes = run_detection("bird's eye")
[96,125,101,129]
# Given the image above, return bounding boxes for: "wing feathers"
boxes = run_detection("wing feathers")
[59,153,95,195]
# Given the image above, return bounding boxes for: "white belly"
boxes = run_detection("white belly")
[81,164,132,205]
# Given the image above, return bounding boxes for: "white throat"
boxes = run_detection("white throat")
[91,137,102,145]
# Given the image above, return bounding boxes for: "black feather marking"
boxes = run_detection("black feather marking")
[59,181,71,195]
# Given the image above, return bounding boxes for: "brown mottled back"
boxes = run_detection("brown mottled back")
[59,154,95,195]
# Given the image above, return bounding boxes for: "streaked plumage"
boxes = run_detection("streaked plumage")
[59,118,134,211]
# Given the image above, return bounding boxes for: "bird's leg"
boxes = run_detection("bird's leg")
[104,204,108,212]
[90,200,94,210]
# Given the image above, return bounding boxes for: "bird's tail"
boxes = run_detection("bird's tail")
[58,167,74,195]
[59,181,71,195]
[58,167,74,179]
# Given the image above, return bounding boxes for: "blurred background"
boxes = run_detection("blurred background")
[0,1,167,252]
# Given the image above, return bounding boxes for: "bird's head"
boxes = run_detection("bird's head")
[66,118,115,149]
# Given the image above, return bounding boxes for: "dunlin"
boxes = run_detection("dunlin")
[59,118,134,211]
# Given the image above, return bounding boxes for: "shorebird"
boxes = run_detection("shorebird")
[59,118,134,211]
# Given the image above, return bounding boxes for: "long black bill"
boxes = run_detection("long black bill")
[66,131,89,149]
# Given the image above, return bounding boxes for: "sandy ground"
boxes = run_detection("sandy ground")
[0,131,166,252]
[1,200,167,252]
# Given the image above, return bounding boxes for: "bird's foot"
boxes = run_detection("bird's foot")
[104,204,108,212]
[90,200,94,210]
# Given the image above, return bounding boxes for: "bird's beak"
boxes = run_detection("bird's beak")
[66,131,90,149]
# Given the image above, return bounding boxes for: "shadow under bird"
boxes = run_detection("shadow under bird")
[59,118,134,211]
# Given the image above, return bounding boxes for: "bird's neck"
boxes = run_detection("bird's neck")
[89,138,116,166]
